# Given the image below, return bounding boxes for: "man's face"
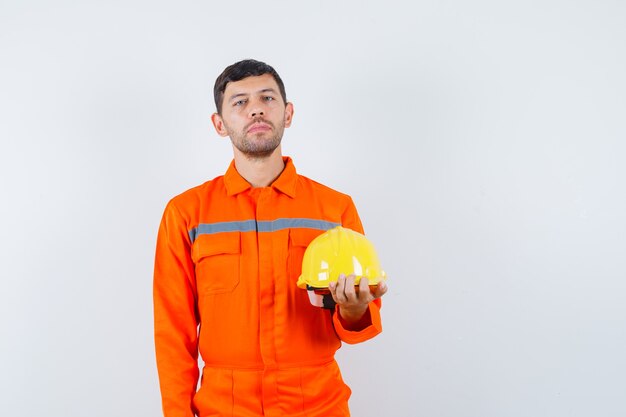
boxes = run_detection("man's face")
[211,74,293,159]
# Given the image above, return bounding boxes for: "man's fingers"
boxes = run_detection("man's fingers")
[330,275,387,305]
[372,280,388,299]
[358,277,372,301]
[332,274,347,303]
[328,281,337,296]
[358,277,369,292]
[344,274,357,302]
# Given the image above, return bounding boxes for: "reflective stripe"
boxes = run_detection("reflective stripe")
[257,218,340,233]
[188,220,257,242]
[188,218,340,243]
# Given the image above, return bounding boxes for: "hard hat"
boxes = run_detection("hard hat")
[297,226,386,296]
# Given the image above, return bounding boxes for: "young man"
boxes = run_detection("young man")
[154,59,387,417]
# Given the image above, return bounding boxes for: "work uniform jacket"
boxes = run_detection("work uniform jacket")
[154,157,382,417]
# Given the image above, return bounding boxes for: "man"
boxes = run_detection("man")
[154,59,387,417]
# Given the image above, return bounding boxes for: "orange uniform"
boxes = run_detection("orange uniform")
[154,157,382,417]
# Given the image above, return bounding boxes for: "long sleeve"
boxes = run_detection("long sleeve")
[153,159,384,416]
[333,197,383,344]
[153,202,199,417]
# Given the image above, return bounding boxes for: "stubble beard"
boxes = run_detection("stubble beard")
[227,118,285,160]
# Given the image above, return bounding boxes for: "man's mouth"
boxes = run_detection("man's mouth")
[247,122,272,134]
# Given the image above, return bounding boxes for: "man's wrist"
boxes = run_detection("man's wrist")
[337,305,370,330]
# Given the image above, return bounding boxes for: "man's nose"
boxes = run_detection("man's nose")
[249,100,265,118]
[249,107,264,118]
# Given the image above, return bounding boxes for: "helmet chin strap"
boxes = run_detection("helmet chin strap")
[322,294,336,310]
[306,290,336,310]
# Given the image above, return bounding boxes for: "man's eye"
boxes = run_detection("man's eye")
[263,96,274,101]
[234,99,246,106]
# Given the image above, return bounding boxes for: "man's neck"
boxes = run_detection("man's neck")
[233,148,285,188]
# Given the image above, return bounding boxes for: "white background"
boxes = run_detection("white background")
[1,1,625,416]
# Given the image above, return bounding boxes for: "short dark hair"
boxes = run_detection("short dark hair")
[213,59,287,114]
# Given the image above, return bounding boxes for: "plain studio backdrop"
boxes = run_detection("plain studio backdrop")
[1,1,624,416]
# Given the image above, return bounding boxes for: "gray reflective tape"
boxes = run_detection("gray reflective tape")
[257,218,340,232]
[188,218,339,243]
[188,219,257,242]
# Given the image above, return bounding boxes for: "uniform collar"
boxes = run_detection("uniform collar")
[224,156,298,198]
[271,156,298,198]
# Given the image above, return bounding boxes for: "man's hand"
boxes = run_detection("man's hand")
[328,274,388,325]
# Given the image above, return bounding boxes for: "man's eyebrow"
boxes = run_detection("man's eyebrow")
[227,88,278,102]
[228,92,249,102]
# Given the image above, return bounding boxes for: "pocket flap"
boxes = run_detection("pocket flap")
[289,228,325,248]
[193,232,241,261]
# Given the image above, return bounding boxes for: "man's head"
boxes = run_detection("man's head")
[211,59,294,160]
[213,59,287,115]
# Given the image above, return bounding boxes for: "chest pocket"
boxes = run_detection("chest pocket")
[287,228,325,279]
[193,232,241,295]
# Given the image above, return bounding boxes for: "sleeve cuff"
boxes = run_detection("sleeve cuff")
[333,299,382,344]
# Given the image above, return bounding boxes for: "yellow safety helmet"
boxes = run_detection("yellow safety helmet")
[297,226,386,295]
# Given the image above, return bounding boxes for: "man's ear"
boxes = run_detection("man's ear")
[284,102,294,128]
[211,113,229,137]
